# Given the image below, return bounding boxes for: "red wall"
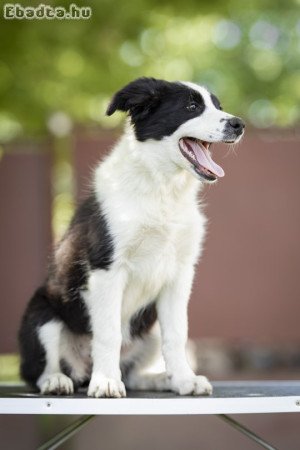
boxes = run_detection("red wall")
[0,144,52,352]
[190,133,300,342]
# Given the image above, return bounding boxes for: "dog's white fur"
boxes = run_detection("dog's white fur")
[36,83,242,397]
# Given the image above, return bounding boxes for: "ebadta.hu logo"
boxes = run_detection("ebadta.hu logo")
[3,3,92,20]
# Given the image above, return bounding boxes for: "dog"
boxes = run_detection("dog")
[19,77,245,397]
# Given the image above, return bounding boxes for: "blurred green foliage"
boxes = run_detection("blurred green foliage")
[0,0,299,142]
[0,354,20,382]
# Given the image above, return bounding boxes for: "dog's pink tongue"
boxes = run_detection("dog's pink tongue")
[187,139,225,177]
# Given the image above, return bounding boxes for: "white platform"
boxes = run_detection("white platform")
[1,380,300,415]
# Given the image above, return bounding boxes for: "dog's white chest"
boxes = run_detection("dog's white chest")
[129,221,178,273]
[120,218,179,318]
[95,148,204,326]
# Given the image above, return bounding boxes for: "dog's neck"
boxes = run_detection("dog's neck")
[107,126,201,196]
[94,126,203,210]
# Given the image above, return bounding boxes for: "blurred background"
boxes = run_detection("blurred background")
[0,0,300,448]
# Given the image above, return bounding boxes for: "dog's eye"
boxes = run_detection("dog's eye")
[187,103,197,112]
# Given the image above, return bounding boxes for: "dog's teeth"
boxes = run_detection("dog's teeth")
[181,143,196,161]
[187,150,196,160]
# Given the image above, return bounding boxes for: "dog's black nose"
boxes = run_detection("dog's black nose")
[227,117,245,134]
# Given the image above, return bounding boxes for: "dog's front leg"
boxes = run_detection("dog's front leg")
[157,265,212,396]
[86,269,127,398]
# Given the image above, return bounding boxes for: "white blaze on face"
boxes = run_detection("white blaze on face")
[178,82,234,142]
[164,81,237,181]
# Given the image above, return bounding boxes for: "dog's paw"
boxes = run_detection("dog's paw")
[88,376,126,398]
[171,375,213,396]
[38,373,74,395]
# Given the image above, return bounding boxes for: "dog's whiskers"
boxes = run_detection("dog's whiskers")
[223,142,238,158]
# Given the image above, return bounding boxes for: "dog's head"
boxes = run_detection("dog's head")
[107,77,245,183]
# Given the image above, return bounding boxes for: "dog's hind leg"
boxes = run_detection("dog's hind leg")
[19,287,74,395]
[36,320,74,395]
[122,324,172,392]
[123,324,201,393]
[127,372,171,391]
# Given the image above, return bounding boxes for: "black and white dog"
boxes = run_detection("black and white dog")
[19,78,244,397]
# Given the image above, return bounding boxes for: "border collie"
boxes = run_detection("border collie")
[19,78,244,397]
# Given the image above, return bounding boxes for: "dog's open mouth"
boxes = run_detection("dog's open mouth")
[179,138,225,181]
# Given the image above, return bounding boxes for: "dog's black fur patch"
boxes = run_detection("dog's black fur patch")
[130,302,157,338]
[18,194,115,385]
[106,77,206,141]
[210,93,222,110]
[19,287,53,388]
[69,195,114,271]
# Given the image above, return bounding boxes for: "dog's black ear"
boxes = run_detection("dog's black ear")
[106,77,163,120]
